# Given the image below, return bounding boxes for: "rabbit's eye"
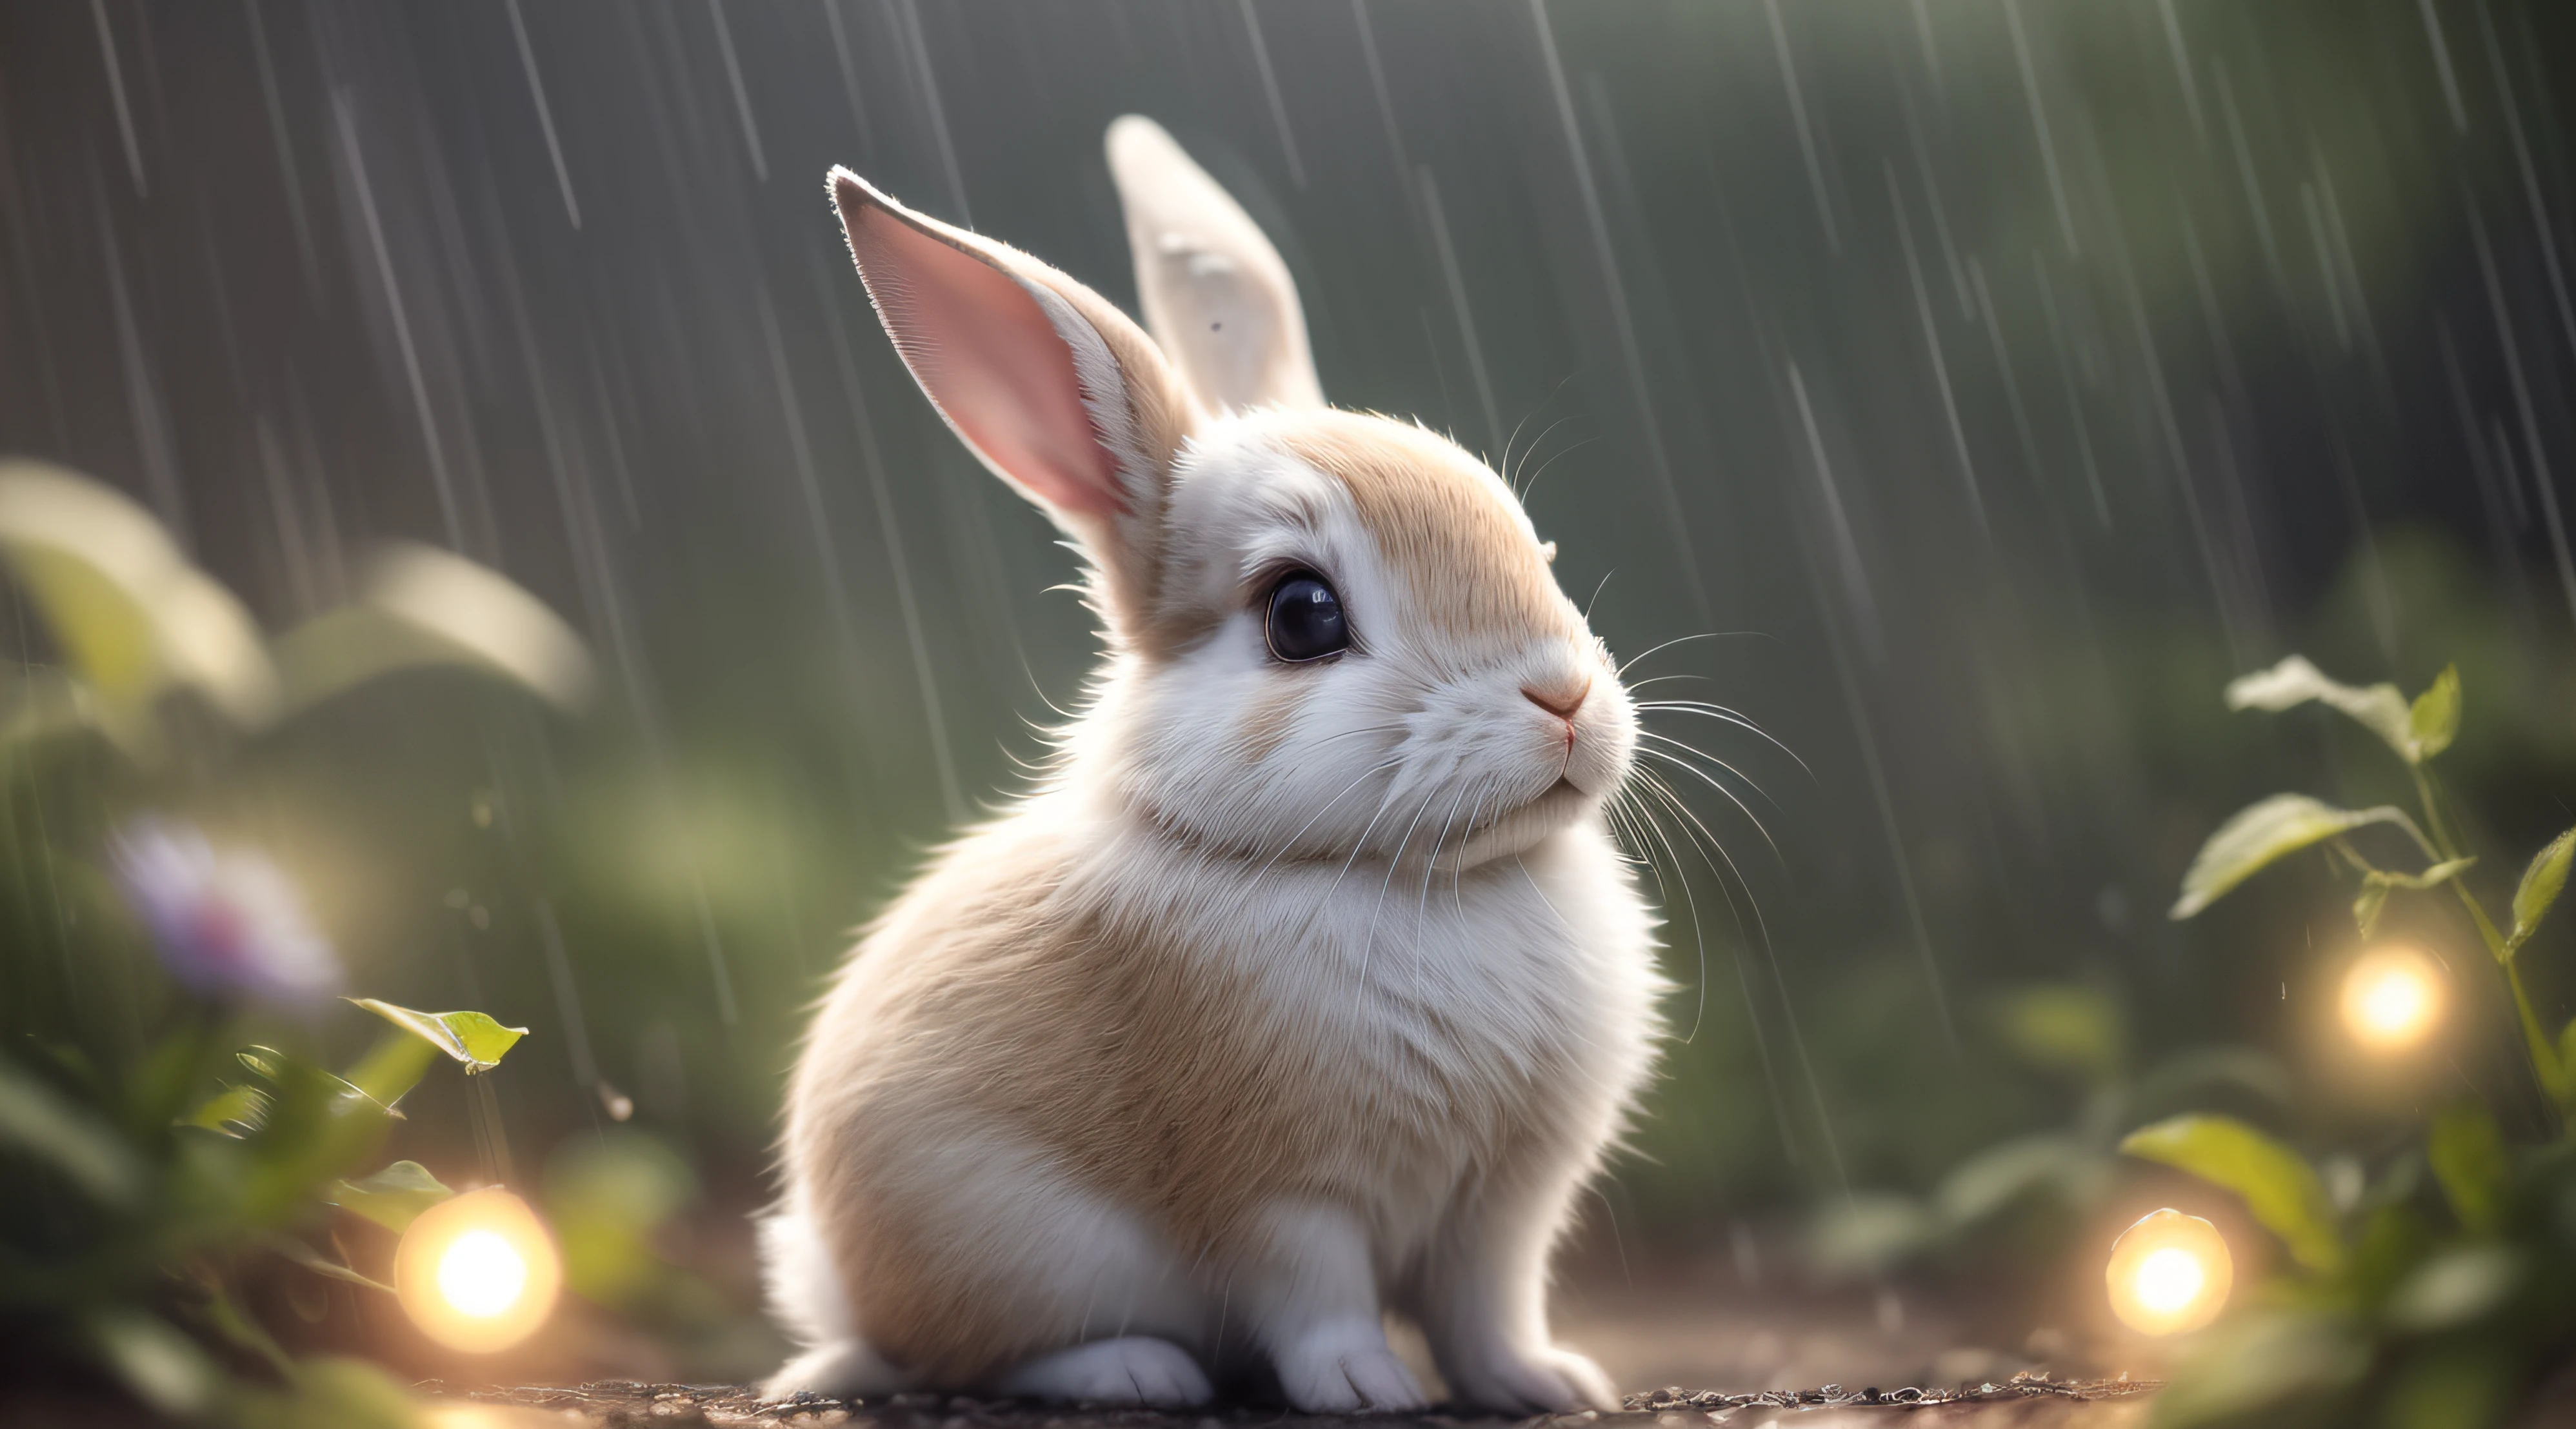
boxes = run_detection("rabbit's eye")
[1264,571,1348,663]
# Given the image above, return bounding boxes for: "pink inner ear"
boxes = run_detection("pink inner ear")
[837,182,1124,519]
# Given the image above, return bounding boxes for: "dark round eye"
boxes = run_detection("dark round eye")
[1264,571,1349,663]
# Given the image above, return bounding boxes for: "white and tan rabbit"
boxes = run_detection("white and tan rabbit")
[761,115,1664,1414]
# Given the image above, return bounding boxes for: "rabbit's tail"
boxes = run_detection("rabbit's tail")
[757,1201,910,1402]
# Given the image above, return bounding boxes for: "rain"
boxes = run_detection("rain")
[2,0,2574,1404]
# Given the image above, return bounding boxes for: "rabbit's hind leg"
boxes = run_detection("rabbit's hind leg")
[758,1201,910,1402]
[999,1337,1212,1407]
[852,1130,1208,1396]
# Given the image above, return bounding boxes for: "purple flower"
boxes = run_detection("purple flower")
[113,818,341,1006]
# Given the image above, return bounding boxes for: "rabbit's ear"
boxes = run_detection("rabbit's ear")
[831,168,1193,621]
[1106,116,1322,415]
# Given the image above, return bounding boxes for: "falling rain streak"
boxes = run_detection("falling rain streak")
[0,0,2568,1219]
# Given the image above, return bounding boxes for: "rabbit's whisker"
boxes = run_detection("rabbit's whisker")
[1357,783,1446,994]
[1497,371,1579,494]
[1613,788,1713,1044]
[1636,771,1770,965]
[1637,730,1781,813]
[1512,854,1578,940]
[1316,770,1423,968]
[1584,568,1618,626]
[1241,755,1406,896]
[1506,414,1580,499]
[1412,780,1478,997]
[1449,788,1493,919]
[1637,744,1781,863]
[1513,432,1599,505]
[1630,765,1761,940]
[1635,701,1812,776]
[1612,629,1782,680]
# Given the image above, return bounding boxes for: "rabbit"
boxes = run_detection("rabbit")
[760,115,1664,1414]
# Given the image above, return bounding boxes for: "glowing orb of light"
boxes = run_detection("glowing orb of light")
[2340,944,2445,1053]
[436,1230,527,1319]
[2105,1208,2232,1335]
[395,1186,561,1353]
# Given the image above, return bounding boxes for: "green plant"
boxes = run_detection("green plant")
[0,459,586,1422]
[2136,655,2576,1428]
[4,1001,526,1423]
[1810,981,2291,1283]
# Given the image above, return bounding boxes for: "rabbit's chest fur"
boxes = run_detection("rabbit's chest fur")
[794,792,1662,1263]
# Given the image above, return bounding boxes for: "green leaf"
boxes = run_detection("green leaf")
[0,1057,144,1206]
[2131,1046,2300,1117]
[2384,1246,2519,1332]
[2353,858,2476,938]
[262,1233,395,1293]
[2426,1103,2508,1234]
[183,1082,272,1136]
[85,1309,221,1419]
[235,1046,406,1121]
[2226,654,2420,762]
[275,543,594,714]
[2508,826,2576,955]
[2377,1343,2519,1429]
[279,1357,425,1429]
[1994,985,2126,1083]
[348,998,528,1074]
[543,1130,703,1306]
[193,1283,294,1377]
[2408,665,2461,759]
[2170,794,2422,919]
[1933,1133,2091,1227]
[2119,1114,2344,1272]
[326,1159,454,1234]
[0,460,279,731]
[1808,1192,1938,1280]
[2380,857,2475,891]
[341,1031,438,1111]
[2150,1309,2368,1428]
[0,668,111,750]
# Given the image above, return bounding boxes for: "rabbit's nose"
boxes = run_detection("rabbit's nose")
[1523,678,1592,721]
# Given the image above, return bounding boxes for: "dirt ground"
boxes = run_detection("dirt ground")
[418,1380,2156,1429]
[415,1253,2164,1429]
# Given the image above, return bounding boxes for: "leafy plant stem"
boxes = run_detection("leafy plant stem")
[2410,760,2566,1128]
[2411,765,2464,863]
[2470,897,2561,1122]
[2500,953,2570,1126]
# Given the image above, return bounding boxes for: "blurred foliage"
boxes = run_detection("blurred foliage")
[0,463,632,1421]
[2129,658,2576,1426]
[1624,526,2576,1235]
[1805,980,2293,1288]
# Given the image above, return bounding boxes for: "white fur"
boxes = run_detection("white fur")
[774,140,1664,1414]
[1000,1337,1212,1407]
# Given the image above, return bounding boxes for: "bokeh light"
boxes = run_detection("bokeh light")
[2106,1208,2232,1335]
[436,1230,528,1319]
[2341,945,2446,1053]
[395,1187,561,1354]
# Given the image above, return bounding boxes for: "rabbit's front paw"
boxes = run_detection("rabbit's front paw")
[1276,1322,1429,1414]
[1450,1344,1616,1414]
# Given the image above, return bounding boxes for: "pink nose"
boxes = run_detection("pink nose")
[1523,679,1590,721]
